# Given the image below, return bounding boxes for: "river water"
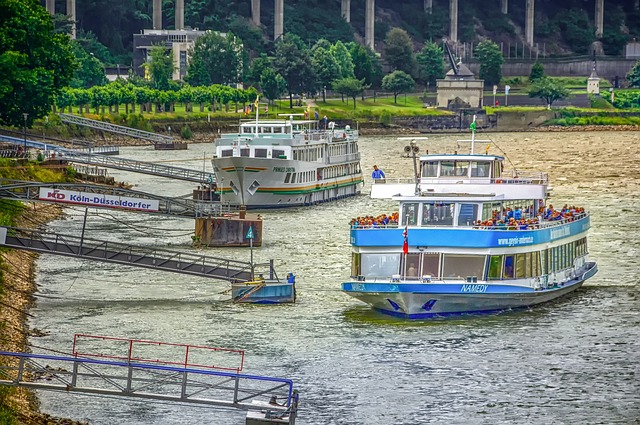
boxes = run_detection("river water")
[30,131,639,424]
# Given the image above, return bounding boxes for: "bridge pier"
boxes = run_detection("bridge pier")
[46,0,55,15]
[175,0,184,30]
[66,0,76,39]
[449,0,458,43]
[274,0,284,40]
[365,0,375,50]
[525,0,534,45]
[424,0,432,13]
[252,0,261,26]
[341,0,351,23]
[501,0,508,14]
[595,0,604,38]
[153,0,162,29]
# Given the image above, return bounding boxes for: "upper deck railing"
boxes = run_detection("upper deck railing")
[373,172,548,186]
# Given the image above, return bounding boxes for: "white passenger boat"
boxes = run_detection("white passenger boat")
[212,114,363,209]
[341,137,598,319]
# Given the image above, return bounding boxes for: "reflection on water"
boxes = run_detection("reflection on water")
[31,132,640,424]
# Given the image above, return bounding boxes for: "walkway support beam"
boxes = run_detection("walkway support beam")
[365,0,375,50]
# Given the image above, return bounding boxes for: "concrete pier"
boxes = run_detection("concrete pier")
[153,0,162,29]
[449,0,458,43]
[501,0,508,14]
[525,0,534,45]
[252,0,261,26]
[595,0,604,38]
[175,0,184,30]
[274,0,284,40]
[195,214,263,247]
[365,0,375,50]
[66,0,76,39]
[341,0,351,23]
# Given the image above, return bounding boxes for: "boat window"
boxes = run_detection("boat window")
[442,255,485,280]
[454,161,469,177]
[422,161,438,177]
[515,254,526,278]
[361,253,401,279]
[351,253,361,277]
[440,161,455,176]
[240,148,250,157]
[503,255,515,279]
[421,254,440,279]
[541,249,548,275]
[533,251,541,277]
[482,202,502,221]
[402,253,421,279]
[221,149,233,157]
[255,148,268,158]
[457,204,479,226]
[284,173,291,183]
[401,203,419,226]
[487,255,503,280]
[422,202,454,226]
[273,149,285,159]
[493,161,502,178]
[471,161,491,177]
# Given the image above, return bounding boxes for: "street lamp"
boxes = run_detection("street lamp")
[22,113,28,157]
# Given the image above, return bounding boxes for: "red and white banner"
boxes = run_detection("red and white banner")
[38,188,160,212]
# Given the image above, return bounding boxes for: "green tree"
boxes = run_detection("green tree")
[415,41,445,87]
[330,40,355,79]
[627,61,640,88]
[332,77,369,110]
[246,53,272,89]
[528,77,570,108]
[70,42,108,88]
[186,31,243,86]
[382,28,415,75]
[348,42,383,90]
[381,70,415,103]
[145,45,174,90]
[529,62,545,83]
[273,34,316,109]
[0,0,75,127]
[311,42,341,101]
[260,69,287,104]
[475,40,503,87]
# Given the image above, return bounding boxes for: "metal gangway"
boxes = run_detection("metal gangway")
[0,334,298,424]
[0,226,277,283]
[0,180,234,218]
[59,113,173,144]
[0,133,210,183]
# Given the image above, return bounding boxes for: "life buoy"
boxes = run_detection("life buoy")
[496,179,503,184]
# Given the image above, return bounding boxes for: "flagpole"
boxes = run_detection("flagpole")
[254,95,260,137]
[470,114,477,154]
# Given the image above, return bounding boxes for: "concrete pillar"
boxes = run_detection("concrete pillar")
[424,0,432,13]
[66,0,76,39]
[274,0,284,41]
[252,0,260,26]
[365,0,375,50]
[342,0,351,23]
[175,0,184,30]
[595,0,604,38]
[449,0,458,43]
[501,0,508,14]
[46,0,55,15]
[153,0,162,30]
[525,0,534,45]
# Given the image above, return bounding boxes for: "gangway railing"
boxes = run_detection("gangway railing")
[59,113,173,144]
[0,180,236,218]
[0,226,278,283]
[0,351,298,418]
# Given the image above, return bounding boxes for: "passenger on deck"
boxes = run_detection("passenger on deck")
[287,273,295,284]
[371,165,385,179]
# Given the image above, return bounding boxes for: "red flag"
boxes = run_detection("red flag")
[402,225,408,255]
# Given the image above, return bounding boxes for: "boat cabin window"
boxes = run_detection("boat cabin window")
[503,255,515,279]
[442,254,485,280]
[221,149,233,157]
[421,202,455,226]
[487,255,503,280]
[471,161,491,177]
[453,161,469,177]
[493,160,502,178]
[422,161,438,177]
[402,253,421,279]
[361,253,401,279]
[440,161,455,176]
[457,204,479,226]
[273,149,286,159]
[421,254,440,279]
[240,148,250,157]
[401,203,419,225]
[255,148,268,158]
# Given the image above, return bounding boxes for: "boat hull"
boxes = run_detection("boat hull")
[232,282,296,304]
[341,262,597,319]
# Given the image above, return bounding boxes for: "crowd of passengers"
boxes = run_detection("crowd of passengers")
[349,204,586,229]
[475,204,586,229]
[349,212,399,228]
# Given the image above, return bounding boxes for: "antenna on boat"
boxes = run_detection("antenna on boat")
[398,137,427,195]
[254,95,260,137]
[470,115,477,154]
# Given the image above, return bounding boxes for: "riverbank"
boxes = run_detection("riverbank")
[0,204,88,425]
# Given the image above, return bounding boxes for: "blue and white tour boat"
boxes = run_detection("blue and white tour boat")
[341,134,598,319]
